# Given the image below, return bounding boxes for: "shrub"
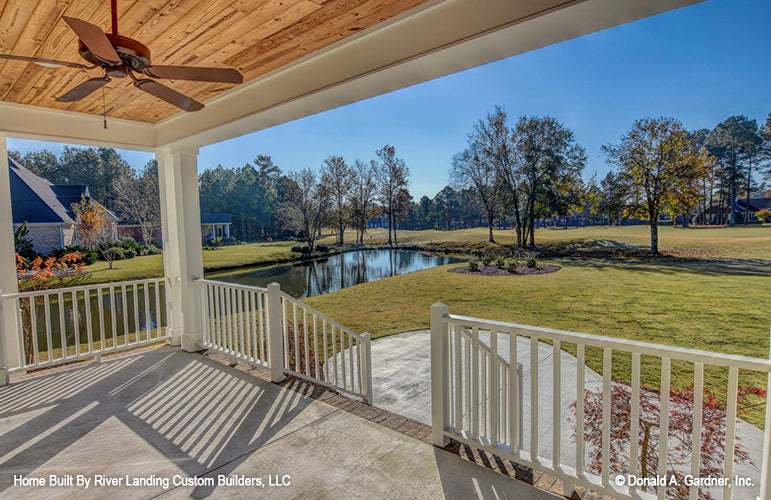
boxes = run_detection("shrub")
[207,237,224,247]
[222,237,240,246]
[468,259,480,272]
[757,209,771,223]
[526,255,538,269]
[506,259,519,274]
[141,244,162,256]
[316,244,329,253]
[482,256,492,266]
[291,245,312,254]
[52,245,99,265]
[495,256,506,269]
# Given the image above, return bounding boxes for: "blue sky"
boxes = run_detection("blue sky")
[8,0,771,199]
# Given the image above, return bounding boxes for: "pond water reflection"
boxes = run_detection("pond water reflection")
[207,249,463,298]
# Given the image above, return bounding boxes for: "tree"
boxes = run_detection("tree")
[320,155,353,245]
[374,145,410,246]
[598,171,627,225]
[113,160,160,246]
[71,196,117,268]
[511,115,586,247]
[350,159,377,245]
[470,107,523,246]
[603,117,711,253]
[277,168,329,253]
[451,143,501,242]
[573,383,762,500]
[706,116,761,226]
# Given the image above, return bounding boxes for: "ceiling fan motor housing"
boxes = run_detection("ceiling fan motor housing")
[77,33,151,75]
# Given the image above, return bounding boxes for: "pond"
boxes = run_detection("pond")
[207,249,464,298]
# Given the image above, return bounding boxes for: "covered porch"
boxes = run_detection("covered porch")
[0,0,733,498]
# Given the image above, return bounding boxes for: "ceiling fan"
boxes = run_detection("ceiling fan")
[0,0,243,112]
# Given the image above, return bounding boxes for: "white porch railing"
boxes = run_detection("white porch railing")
[0,278,168,373]
[197,279,372,404]
[430,303,771,500]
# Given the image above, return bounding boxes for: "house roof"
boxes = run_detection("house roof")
[735,197,771,212]
[9,158,114,224]
[201,213,232,225]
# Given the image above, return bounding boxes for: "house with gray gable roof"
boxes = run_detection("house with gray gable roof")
[9,158,116,254]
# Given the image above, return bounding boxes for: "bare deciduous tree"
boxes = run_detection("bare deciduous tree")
[277,168,329,253]
[350,159,377,245]
[320,155,353,245]
[113,160,160,246]
[374,145,410,246]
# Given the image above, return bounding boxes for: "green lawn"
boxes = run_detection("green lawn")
[62,241,298,286]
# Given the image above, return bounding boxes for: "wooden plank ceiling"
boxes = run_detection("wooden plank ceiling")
[0,0,430,123]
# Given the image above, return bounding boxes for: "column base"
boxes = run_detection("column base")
[181,331,202,352]
[0,367,9,386]
[166,327,182,346]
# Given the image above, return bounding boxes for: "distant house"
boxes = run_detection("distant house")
[734,195,771,222]
[201,213,232,242]
[9,158,116,254]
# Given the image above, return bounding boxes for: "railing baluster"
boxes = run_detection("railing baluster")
[466,333,471,433]
[313,314,320,380]
[601,347,612,487]
[109,286,117,349]
[553,339,561,470]
[281,298,288,367]
[331,325,339,386]
[44,294,53,362]
[531,335,539,461]
[215,286,223,349]
[57,292,66,359]
[98,287,106,350]
[303,308,310,376]
[629,351,641,495]
[490,330,499,446]
[132,283,140,344]
[689,362,704,500]
[199,283,209,345]
[144,282,151,342]
[322,320,328,382]
[84,290,93,352]
[156,280,163,338]
[258,291,266,361]
[72,291,80,357]
[237,289,244,355]
[121,285,129,346]
[724,366,739,500]
[30,296,39,366]
[472,326,479,440]
[657,357,671,500]
[455,324,462,432]
[510,331,518,451]
[246,291,254,361]
[576,343,585,480]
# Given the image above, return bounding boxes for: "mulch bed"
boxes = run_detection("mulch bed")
[449,263,560,276]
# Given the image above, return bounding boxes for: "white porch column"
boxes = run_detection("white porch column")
[156,140,203,352]
[0,134,21,384]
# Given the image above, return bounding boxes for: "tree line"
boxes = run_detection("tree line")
[9,108,770,255]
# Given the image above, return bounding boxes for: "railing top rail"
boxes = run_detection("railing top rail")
[278,290,364,341]
[446,313,771,372]
[2,276,167,300]
[195,278,268,294]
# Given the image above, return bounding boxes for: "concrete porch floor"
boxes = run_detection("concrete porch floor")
[0,346,557,499]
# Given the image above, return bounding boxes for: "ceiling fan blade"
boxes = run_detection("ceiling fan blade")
[0,54,93,69]
[134,79,204,112]
[62,16,121,65]
[56,77,110,102]
[142,65,243,84]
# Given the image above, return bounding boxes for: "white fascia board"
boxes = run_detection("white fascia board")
[154,0,704,148]
[0,100,154,151]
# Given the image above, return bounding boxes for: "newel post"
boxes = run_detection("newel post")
[431,302,450,447]
[267,283,284,383]
[760,322,771,498]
